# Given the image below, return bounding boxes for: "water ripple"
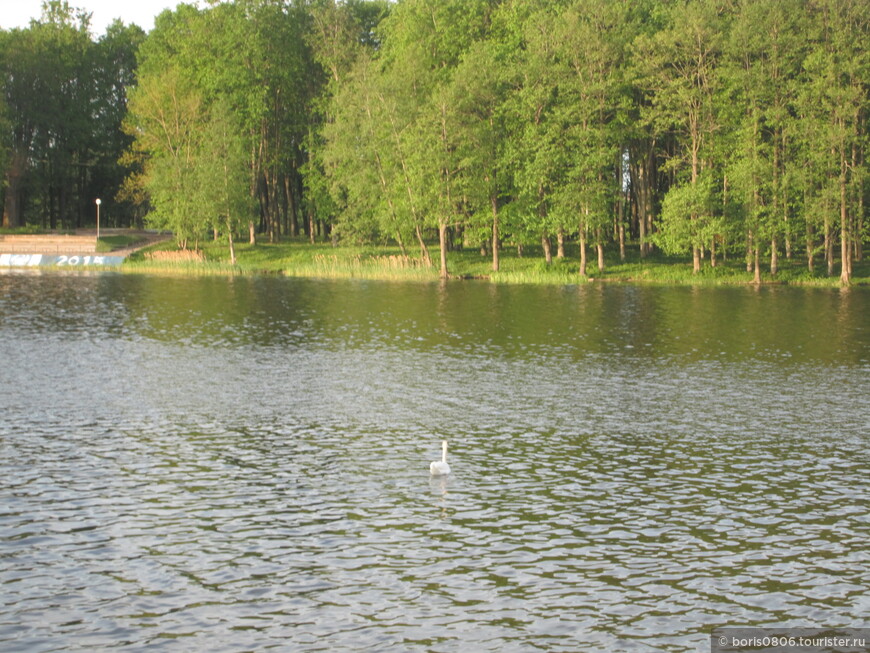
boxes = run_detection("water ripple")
[1,276,868,651]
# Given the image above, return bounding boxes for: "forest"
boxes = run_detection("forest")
[1,0,868,282]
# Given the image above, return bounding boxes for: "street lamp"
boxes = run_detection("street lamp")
[95,198,101,240]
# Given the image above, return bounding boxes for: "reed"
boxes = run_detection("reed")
[120,237,869,286]
[121,259,248,276]
[286,252,439,281]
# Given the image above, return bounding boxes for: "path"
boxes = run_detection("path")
[0,229,170,257]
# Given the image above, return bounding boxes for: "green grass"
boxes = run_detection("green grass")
[137,239,445,281]
[0,226,45,235]
[96,234,146,252]
[119,236,870,286]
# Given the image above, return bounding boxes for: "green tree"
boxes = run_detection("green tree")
[196,98,253,263]
[323,53,416,252]
[553,0,627,275]
[636,0,723,273]
[503,4,567,266]
[446,39,513,271]
[0,2,141,229]
[132,1,315,245]
[322,0,495,276]
[796,0,869,284]
[1,1,93,228]
[305,0,392,243]
[125,65,208,247]
[378,0,495,277]
[93,20,145,227]
[722,0,807,281]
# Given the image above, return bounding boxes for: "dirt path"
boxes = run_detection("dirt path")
[107,231,172,257]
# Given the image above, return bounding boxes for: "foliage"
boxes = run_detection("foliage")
[0,3,143,229]
[2,0,868,284]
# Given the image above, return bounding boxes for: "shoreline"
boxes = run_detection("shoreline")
[1,231,865,287]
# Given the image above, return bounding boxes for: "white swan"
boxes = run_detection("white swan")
[429,440,451,476]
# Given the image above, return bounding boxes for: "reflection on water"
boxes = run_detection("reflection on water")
[0,275,868,651]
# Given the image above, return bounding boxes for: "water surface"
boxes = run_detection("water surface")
[1,275,868,651]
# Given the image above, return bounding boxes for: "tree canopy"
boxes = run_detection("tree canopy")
[1,0,868,282]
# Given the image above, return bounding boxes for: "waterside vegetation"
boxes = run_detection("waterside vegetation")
[122,237,870,286]
[2,0,869,285]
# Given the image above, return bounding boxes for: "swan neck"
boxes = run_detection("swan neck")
[442,440,448,463]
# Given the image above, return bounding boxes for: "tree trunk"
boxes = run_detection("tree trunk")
[746,232,753,272]
[840,229,851,285]
[691,128,701,275]
[228,221,236,266]
[269,170,280,243]
[579,228,587,278]
[556,228,565,259]
[840,159,851,285]
[825,218,833,276]
[770,237,778,276]
[616,155,627,262]
[249,220,256,245]
[542,234,552,265]
[806,223,815,273]
[753,245,761,285]
[638,202,647,257]
[630,140,656,258]
[856,140,864,262]
[491,193,499,272]
[618,221,626,262]
[596,228,605,272]
[415,224,431,267]
[438,222,449,279]
[2,151,26,229]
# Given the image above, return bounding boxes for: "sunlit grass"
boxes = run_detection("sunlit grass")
[120,236,869,286]
[96,235,145,252]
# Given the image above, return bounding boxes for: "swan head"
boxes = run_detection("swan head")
[430,440,451,476]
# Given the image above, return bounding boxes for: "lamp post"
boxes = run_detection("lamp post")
[95,198,101,240]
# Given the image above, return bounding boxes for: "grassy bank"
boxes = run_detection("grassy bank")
[123,237,869,286]
[96,234,147,253]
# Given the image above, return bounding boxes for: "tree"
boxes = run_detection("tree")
[797,0,869,284]
[1,2,94,228]
[503,4,568,267]
[131,1,315,245]
[0,2,142,230]
[305,0,392,243]
[446,39,513,271]
[323,53,417,252]
[554,0,627,275]
[196,98,252,263]
[125,65,207,248]
[721,0,807,281]
[378,0,496,278]
[93,20,145,227]
[636,0,723,273]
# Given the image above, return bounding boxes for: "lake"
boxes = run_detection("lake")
[1,273,868,652]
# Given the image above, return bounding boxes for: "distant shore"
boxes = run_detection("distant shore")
[117,236,868,287]
[1,229,865,286]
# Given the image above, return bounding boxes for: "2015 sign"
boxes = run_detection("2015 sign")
[0,253,125,267]
[56,255,115,266]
